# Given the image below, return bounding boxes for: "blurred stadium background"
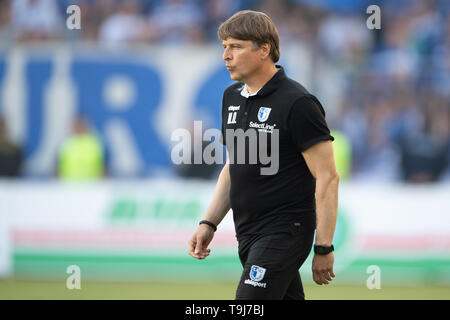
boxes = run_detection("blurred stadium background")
[0,0,449,300]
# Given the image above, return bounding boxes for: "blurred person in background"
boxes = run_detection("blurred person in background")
[0,115,22,177]
[330,130,351,181]
[358,96,402,181]
[398,93,450,183]
[70,0,118,42]
[58,116,105,181]
[11,0,63,42]
[317,9,373,66]
[148,0,205,44]
[99,0,149,48]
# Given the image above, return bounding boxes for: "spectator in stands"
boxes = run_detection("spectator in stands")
[398,93,450,183]
[317,12,373,64]
[0,115,22,177]
[330,130,352,180]
[0,0,448,182]
[148,0,205,44]
[99,0,148,48]
[58,116,105,181]
[11,0,63,42]
[68,0,118,42]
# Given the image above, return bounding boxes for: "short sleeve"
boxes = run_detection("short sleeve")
[287,95,334,153]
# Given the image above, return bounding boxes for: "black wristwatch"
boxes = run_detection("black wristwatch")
[199,220,217,232]
[314,244,334,255]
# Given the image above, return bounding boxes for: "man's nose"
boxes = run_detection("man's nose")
[223,49,231,61]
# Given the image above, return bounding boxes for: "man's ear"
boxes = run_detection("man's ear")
[259,43,271,60]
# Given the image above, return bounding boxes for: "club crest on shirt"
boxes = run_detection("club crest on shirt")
[257,107,272,122]
[249,265,266,282]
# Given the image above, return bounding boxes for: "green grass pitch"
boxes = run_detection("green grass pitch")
[1,280,449,300]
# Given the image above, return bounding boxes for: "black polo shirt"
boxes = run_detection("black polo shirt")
[221,66,334,240]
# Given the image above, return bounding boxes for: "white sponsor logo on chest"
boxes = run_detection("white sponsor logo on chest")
[227,105,240,124]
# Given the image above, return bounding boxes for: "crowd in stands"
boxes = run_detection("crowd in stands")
[0,0,448,182]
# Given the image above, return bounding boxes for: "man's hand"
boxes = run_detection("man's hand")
[188,224,215,259]
[312,252,335,285]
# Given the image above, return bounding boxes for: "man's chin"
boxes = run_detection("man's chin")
[229,72,241,81]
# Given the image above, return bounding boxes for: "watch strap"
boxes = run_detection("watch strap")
[199,220,217,232]
[314,244,334,255]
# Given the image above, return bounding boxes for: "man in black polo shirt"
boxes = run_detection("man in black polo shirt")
[188,10,339,300]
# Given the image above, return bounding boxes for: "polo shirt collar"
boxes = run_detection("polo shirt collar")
[240,65,286,98]
[240,85,260,98]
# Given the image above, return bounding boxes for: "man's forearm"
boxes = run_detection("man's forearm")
[202,163,231,226]
[314,173,339,246]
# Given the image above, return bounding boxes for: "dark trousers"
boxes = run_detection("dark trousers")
[235,218,315,300]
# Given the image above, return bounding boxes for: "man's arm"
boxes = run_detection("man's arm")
[200,157,231,227]
[188,155,231,260]
[302,140,339,285]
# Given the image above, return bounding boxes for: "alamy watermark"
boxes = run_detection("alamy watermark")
[171,121,279,175]
[366,265,381,290]
[366,5,381,30]
[66,264,81,290]
[66,5,81,30]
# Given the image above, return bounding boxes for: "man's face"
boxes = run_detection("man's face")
[222,37,263,83]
